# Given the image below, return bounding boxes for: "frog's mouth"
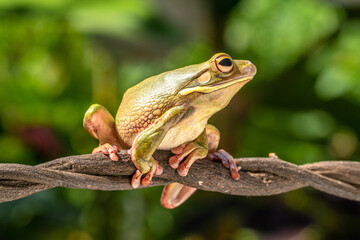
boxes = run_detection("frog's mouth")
[179,74,254,96]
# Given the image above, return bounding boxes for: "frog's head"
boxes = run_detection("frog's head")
[176,53,256,112]
[124,53,256,115]
[179,53,256,96]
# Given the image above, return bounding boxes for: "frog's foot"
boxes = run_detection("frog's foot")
[161,182,197,209]
[207,149,240,180]
[92,143,119,161]
[169,141,208,177]
[131,160,163,188]
[129,148,163,188]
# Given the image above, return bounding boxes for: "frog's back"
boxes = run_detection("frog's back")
[115,64,206,146]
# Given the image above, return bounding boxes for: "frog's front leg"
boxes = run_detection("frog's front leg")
[130,105,188,188]
[161,124,220,209]
[169,126,209,176]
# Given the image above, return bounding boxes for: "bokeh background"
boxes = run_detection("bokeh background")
[0,0,360,239]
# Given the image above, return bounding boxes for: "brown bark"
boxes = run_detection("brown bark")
[0,150,359,203]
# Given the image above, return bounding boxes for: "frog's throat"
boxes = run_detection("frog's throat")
[179,76,253,96]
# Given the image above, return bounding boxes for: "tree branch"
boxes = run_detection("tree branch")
[0,150,359,203]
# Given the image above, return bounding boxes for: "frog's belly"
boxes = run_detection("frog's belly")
[158,119,208,150]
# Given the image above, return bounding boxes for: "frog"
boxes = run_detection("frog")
[83,53,256,209]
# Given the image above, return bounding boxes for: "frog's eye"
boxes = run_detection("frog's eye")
[215,55,233,73]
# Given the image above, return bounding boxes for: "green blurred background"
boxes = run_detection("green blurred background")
[0,0,359,239]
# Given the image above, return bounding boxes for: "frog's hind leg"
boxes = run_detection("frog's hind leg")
[161,183,197,209]
[207,149,240,180]
[83,104,122,161]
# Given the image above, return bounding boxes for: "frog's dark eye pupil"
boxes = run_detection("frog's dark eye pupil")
[219,58,232,67]
[215,55,234,73]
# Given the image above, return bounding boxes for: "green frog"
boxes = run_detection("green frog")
[83,53,256,208]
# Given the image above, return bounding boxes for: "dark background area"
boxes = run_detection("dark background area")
[0,0,359,239]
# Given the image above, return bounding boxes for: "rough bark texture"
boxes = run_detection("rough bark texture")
[0,150,359,203]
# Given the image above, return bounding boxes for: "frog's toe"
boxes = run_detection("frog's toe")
[177,149,206,176]
[131,158,163,188]
[170,143,207,176]
[141,168,155,187]
[154,159,163,175]
[131,170,142,188]
[92,143,119,161]
[207,149,240,180]
[141,161,162,187]
[169,155,181,169]
[171,144,186,155]
[169,144,188,168]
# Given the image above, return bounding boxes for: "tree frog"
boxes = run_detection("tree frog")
[83,53,256,208]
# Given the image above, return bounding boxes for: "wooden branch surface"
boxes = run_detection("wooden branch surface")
[0,150,359,203]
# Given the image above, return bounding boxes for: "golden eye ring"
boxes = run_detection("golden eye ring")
[215,55,234,73]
